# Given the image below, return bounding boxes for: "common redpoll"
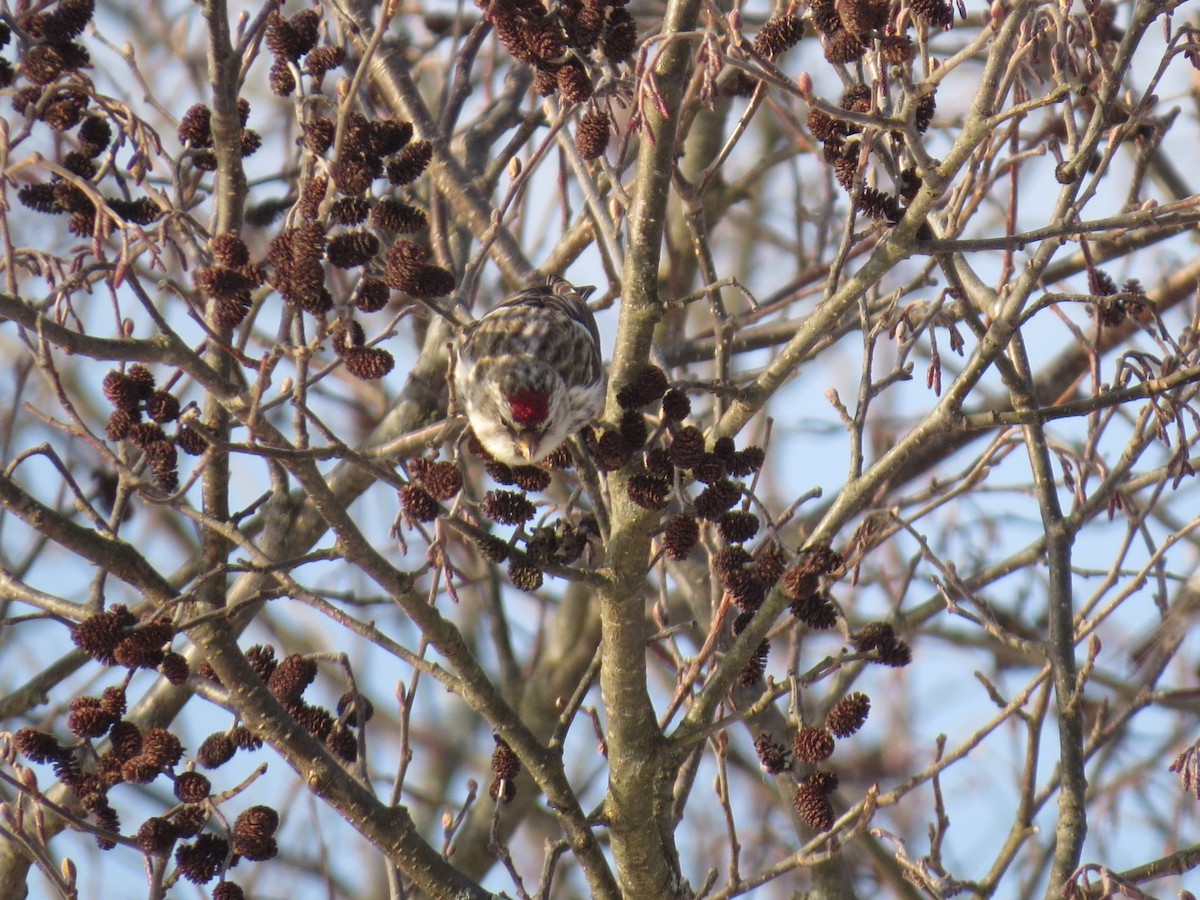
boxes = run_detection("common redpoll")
[454,276,605,465]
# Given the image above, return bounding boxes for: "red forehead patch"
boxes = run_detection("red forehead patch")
[508,390,549,426]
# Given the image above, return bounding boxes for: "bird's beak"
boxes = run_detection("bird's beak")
[515,432,538,461]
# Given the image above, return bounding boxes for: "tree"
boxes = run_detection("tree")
[1,0,1199,896]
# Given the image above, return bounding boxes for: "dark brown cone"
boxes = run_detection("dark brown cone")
[136,817,178,855]
[197,732,236,769]
[915,93,936,132]
[718,510,759,544]
[246,643,278,681]
[145,390,180,423]
[557,60,593,103]
[174,833,228,884]
[782,566,820,600]
[14,728,66,763]
[627,472,670,510]
[173,770,211,804]
[807,109,841,143]
[880,33,915,65]
[140,726,183,768]
[476,534,510,563]
[789,592,838,629]
[619,409,649,449]
[663,514,699,561]
[728,446,766,477]
[617,366,670,408]
[752,14,804,58]
[576,107,611,160]
[100,686,126,718]
[522,531,562,567]
[542,443,573,469]
[823,29,866,63]
[71,605,136,665]
[122,758,160,785]
[331,319,366,357]
[858,187,903,224]
[826,691,870,737]
[330,196,370,226]
[417,461,463,501]
[793,726,836,764]
[343,347,395,379]
[230,726,263,751]
[178,104,213,147]
[268,653,316,703]
[911,0,953,29]
[172,804,209,836]
[754,545,787,589]
[508,560,543,591]
[482,489,536,526]
[805,769,839,794]
[386,141,432,184]
[694,479,740,520]
[329,156,377,195]
[302,117,336,154]
[326,230,380,268]
[78,115,113,156]
[485,461,516,485]
[737,641,770,686]
[713,545,752,581]
[836,0,889,37]
[103,371,141,411]
[307,46,346,79]
[661,388,690,421]
[105,409,136,441]
[369,118,414,156]
[754,733,791,774]
[877,638,912,667]
[533,67,560,97]
[234,804,280,840]
[370,198,428,233]
[355,278,390,313]
[210,233,249,267]
[592,430,633,471]
[291,702,335,740]
[510,465,552,493]
[400,482,439,522]
[668,426,705,469]
[177,425,207,456]
[600,8,637,61]
[489,735,520,802]
[324,723,358,762]
[68,696,117,739]
[794,783,835,831]
[96,753,124,788]
[724,567,766,611]
[646,447,673,482]
[406,264,457,299]
[851,621,895,652]
[804,543,844,576]
[109,721,142,760]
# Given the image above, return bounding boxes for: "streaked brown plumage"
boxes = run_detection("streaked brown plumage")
[454,276,605,464]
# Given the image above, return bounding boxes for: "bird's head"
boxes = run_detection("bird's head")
[468,362,570,465]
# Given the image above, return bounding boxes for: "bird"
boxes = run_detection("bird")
[453,275,605,465]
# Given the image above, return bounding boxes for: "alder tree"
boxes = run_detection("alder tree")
[1,0,1200,897]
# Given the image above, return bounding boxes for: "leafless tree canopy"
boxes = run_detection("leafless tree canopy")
[2,0,1200,897]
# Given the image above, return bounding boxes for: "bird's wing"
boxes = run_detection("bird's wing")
[490,275,601,349]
